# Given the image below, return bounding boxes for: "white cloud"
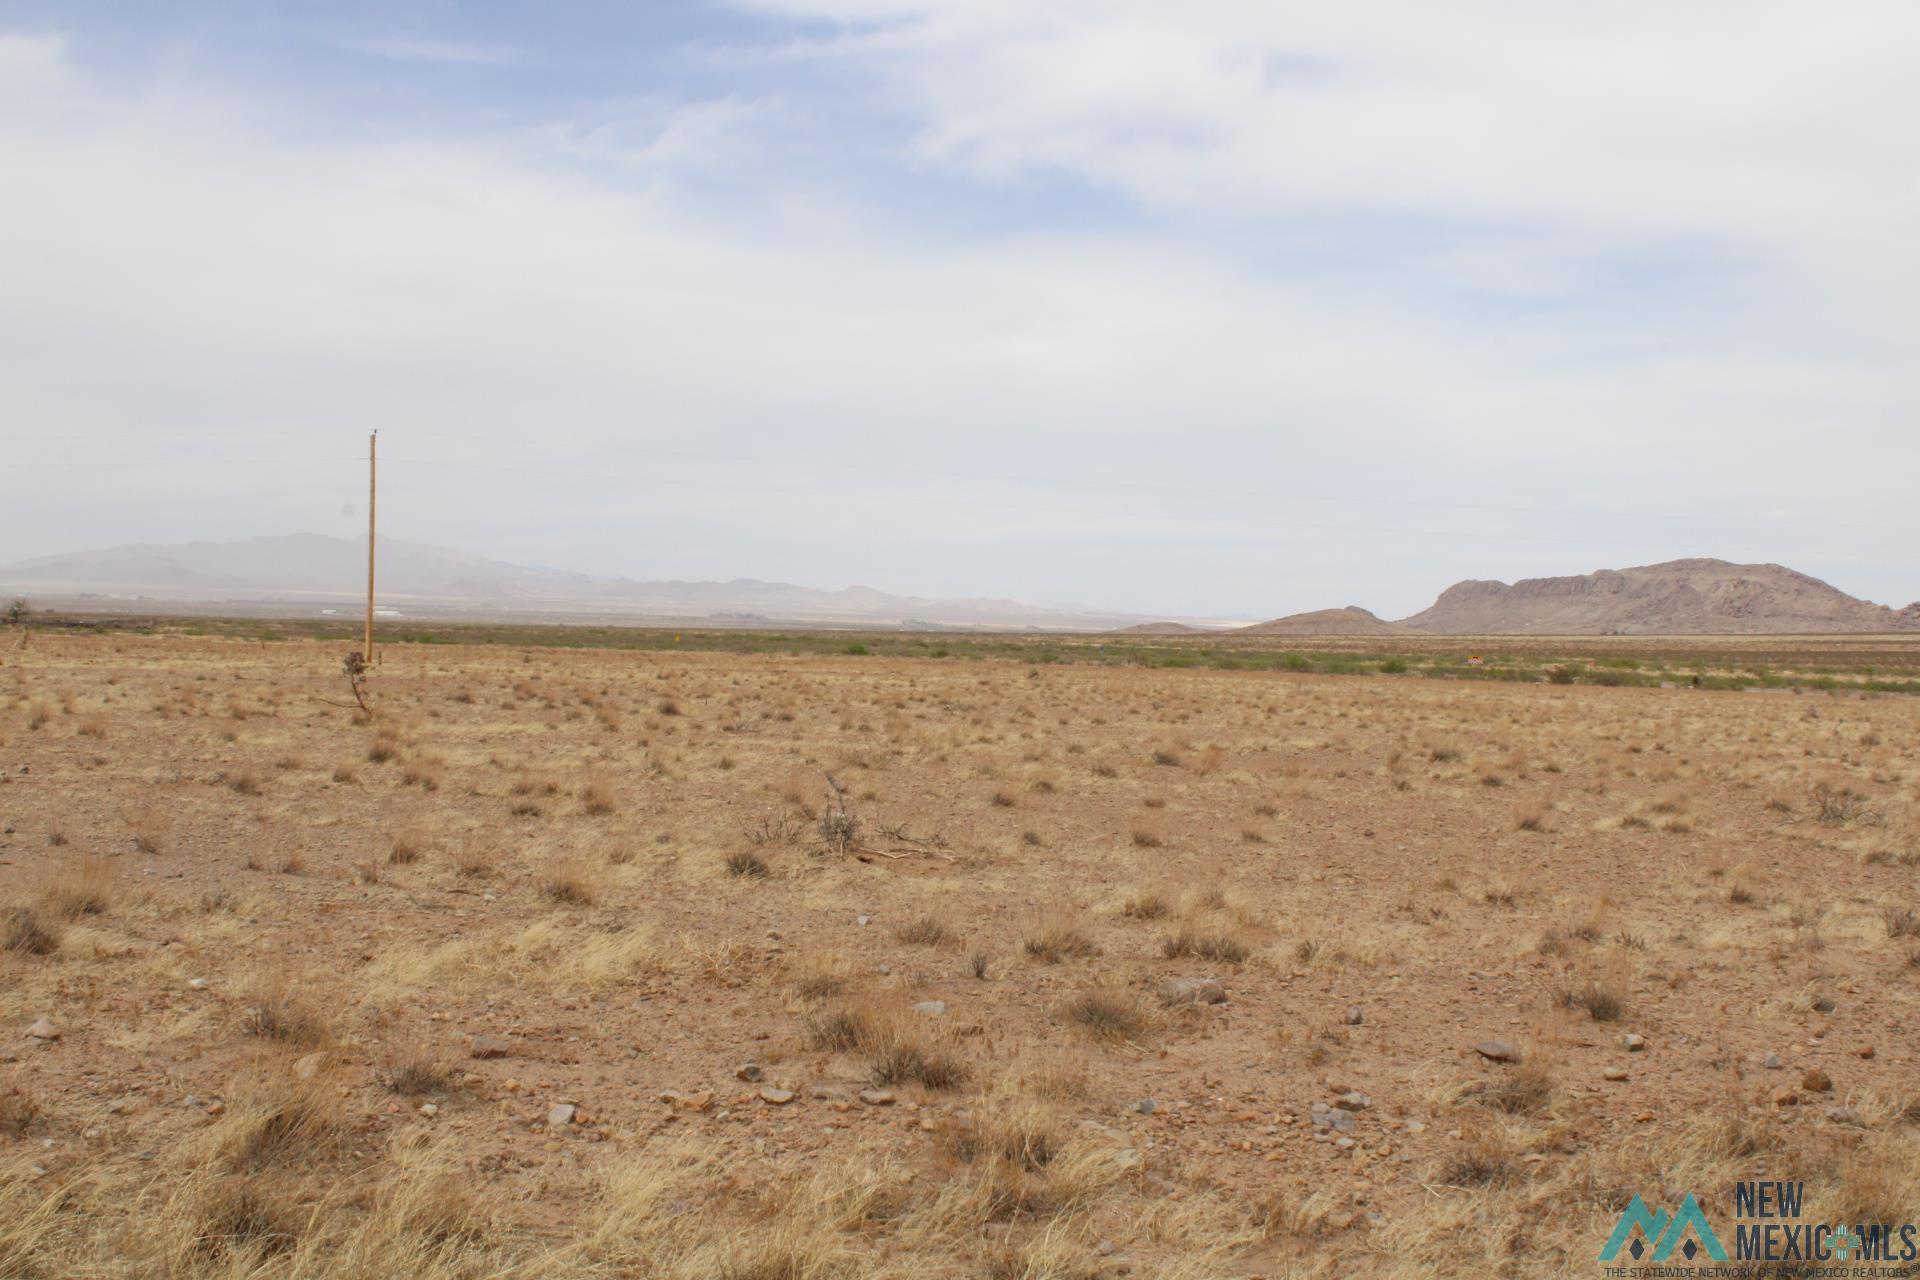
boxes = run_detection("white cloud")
[741,2,1920,314]
[0,20,1914,616]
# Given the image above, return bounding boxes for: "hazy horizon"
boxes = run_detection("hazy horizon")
[3,4,1916,619]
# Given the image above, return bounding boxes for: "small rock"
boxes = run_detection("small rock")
[1762,1053,1784,1070]
[1112,1147,1142,1170]
[418,1102,439,1118]
[469,1035,513,1060]
[1826,1106,1862,1127]
[1333,1092,1371,1112]
[291,1051,325,1081]
[856,915,873,926]
[1771,1088,1800,1107]
[548,1103,577,1128]
[1334,1136,1356,1150]
[1474,1041,1519,1063]
[1801,1068,1833,1094]
[1857,1045,1875,1060]
[1157,977,1226,1007]
[1129,1098,1156,1115]
[1622,1034,1647,1052]
[912,1000,947,1016]
[858,1089,895,1106]
[187,978,210,991]
[681,1090,715,1112]
[1342,1005,1364,1025]
[1094,1240,1117,1257]
[735,1063,764,1082]
[24,1019,58,1041]
[1602,1067,1629,1082]
[759,1087,795,1106]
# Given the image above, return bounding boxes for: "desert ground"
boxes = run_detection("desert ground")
[1,626,1916,1277]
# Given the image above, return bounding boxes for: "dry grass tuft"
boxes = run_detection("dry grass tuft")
[1063,989,1154,1041]
[1161,924,1250,964]
[1557,977,1626,1022]
[36,855,115,920]
[1021,913,1100,963]
[581,772,617,815]
[895,914,955,947]
[539,858,597,907]
[726,849,770,879]
[1,906,59,956]
[240,977,330,1047]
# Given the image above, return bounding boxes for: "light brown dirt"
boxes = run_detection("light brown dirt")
[0,632,1916,1277]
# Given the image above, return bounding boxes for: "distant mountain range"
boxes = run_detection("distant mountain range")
[1232,559,1919,636]
[1395,559,1919,635]
[5,539,1913,636]
[0,534,1179,631]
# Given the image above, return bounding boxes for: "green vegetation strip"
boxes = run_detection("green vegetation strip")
[26,613,1920,696]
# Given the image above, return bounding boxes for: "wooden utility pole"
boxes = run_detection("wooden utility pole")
[365,431,377,663]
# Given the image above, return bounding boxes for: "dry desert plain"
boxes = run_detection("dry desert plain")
[1,626,1918,1278]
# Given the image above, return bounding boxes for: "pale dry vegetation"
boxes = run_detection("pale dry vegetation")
[0,629,1916,1276]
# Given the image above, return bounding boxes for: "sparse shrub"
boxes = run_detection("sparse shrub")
[1883,907,1920,940]
[1,907,58,956]
[1441,1130,1520,1187]
[867,1033,967,1090]
[1022,914,1100,963]
[1557,978,1625,1022]
[818,805,858,853]
[1464,1061,1554,1115]
[388,1049,453,1096]
[388,830,424,864]
[895,914,954,947]
[726,850,769,879]
[1121,890,1169,920]
[946,1098,1060,1172]
[1162,925,1249,964]
[192,1177,303,1257]
[37,856,113,920]
[0,1084,38,1136]
[581,773,616,816]
[452,845,495,880]
[1064,990,1152,1041]
[1812,781,1874,827]
[539,859,595,906]
[1546,664,1578,685]
[241,982,329,1046]
[969,949,990,980]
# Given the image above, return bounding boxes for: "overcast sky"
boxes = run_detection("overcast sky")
[2,2,1915,619]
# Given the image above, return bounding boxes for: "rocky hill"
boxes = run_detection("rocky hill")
[1400,559,1919,635]
[1239,606,1417,636]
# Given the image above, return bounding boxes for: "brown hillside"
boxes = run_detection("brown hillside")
[1401,558,1919,635]
[1239,606,1415,636]
[1114,621,1203,635]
